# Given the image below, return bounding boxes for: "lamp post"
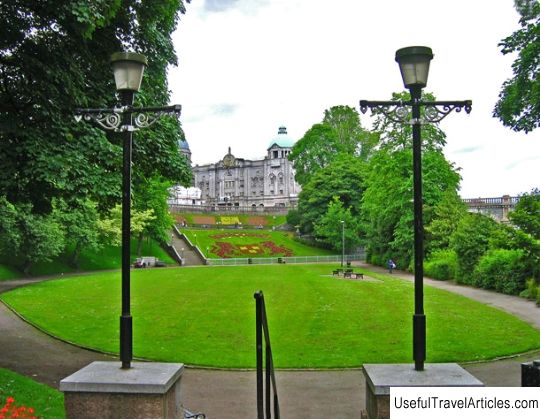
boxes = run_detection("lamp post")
[360,46,471,372]
[75,52,181,369]
[340,220,345,267]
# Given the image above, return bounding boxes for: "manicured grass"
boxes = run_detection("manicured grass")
[0,238,175,280]
[2,264,539,368]
[182,228,335,258]
[0,368,65,419]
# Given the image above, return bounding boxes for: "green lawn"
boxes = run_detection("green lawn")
[0,368,64,419]
[2,264,539,368]
[183,228,335,258]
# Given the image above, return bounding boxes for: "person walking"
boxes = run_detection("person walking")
[387,258,396,274]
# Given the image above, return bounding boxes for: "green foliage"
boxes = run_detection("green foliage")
[286,208,301,228]
[0,368,65,419]
[424,249,457,281]
[521,278,539,300]
[54,199,101,268]
[0,0,192,266]
[451,213,498,284]
[494,2,540,132]
[289,105,372,185]
[96,204,156,248]
[313,197,361,252]
[289,123,339,186]
[0,197,21,256]
[425,189,467,254]
[133,177,173,256]
[372,91,448,151]
[3,205,65,275]
[510,188,540,239]
[296,154,364,235]
[473,249,528,295]
[361,145,461,269]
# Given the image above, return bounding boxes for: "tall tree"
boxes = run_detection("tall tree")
[451,213,498,284]
[313,196,362,252]
[296,154,364,236]
[289,105,373,186]
[493,1,540,132]
[361,92,461,268]
[0,0,192,214]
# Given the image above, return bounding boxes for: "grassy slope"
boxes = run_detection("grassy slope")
[182,228,335,258]
[173,213,287,227]
[2,264,539,368]
[0,368,64,419]
[0,238,175,281]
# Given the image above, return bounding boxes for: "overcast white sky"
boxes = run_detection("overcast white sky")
[169,0,539,198]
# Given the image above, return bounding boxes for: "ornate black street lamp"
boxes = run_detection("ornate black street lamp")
[75,52,181,369]
[360,46,472,371]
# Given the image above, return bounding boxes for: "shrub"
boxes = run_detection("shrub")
[520,278,539,300]
[473,249,528,295]
[451,213,498,285]
[424,249,457,281]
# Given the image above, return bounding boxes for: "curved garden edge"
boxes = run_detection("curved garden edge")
[2,265,540,370]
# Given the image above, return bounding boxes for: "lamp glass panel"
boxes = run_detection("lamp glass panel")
[112,60,146,92]
[398,57,431,88]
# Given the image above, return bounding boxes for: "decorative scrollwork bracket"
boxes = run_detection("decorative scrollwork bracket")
[359,99,472,124]
[74,104,182,132]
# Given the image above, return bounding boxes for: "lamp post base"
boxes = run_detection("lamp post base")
[60,361,184,419]
[362,363,483,419]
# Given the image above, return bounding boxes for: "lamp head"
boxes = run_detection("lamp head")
[110,52,148,92]
[395,46,433,89]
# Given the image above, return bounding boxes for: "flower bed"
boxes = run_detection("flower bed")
[1,397,37,419]
[211,240,293,258]
[219,216,240,225]
[209,232,269,240]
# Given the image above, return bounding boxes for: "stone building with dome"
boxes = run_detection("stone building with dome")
[190,126,301,208]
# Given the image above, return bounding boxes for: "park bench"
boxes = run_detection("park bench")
[344,271,364,279]
[333,268,344,276]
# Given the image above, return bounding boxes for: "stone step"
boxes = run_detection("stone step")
[171,231,205,266]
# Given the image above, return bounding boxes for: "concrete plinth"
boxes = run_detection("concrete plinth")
[362,363,483,419]
[60,361,184,419]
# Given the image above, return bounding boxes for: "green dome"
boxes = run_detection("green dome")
[268,126,295,149]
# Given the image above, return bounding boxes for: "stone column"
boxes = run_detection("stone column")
[60,362,184,419]
[362,363,483,419]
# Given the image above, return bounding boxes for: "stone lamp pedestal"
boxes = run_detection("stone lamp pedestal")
[362,363,483,419]
[60,362,184,419]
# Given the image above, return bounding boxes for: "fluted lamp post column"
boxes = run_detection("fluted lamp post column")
[360,46,472,371]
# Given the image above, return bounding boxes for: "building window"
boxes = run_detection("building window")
[273,150,278,158]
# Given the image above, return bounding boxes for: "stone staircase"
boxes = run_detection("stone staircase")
[171,229,205,266]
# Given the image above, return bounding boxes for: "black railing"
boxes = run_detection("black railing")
[254,291,280,419]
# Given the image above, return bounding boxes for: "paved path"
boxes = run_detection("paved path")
[1,267,540,418]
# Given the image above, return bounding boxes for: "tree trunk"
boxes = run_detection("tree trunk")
[70,243,81,268]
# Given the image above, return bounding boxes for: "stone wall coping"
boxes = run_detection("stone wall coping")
[363,363,484,396]
[60,361,184,394]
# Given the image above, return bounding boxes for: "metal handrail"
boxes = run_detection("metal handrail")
[254,291,280,419]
